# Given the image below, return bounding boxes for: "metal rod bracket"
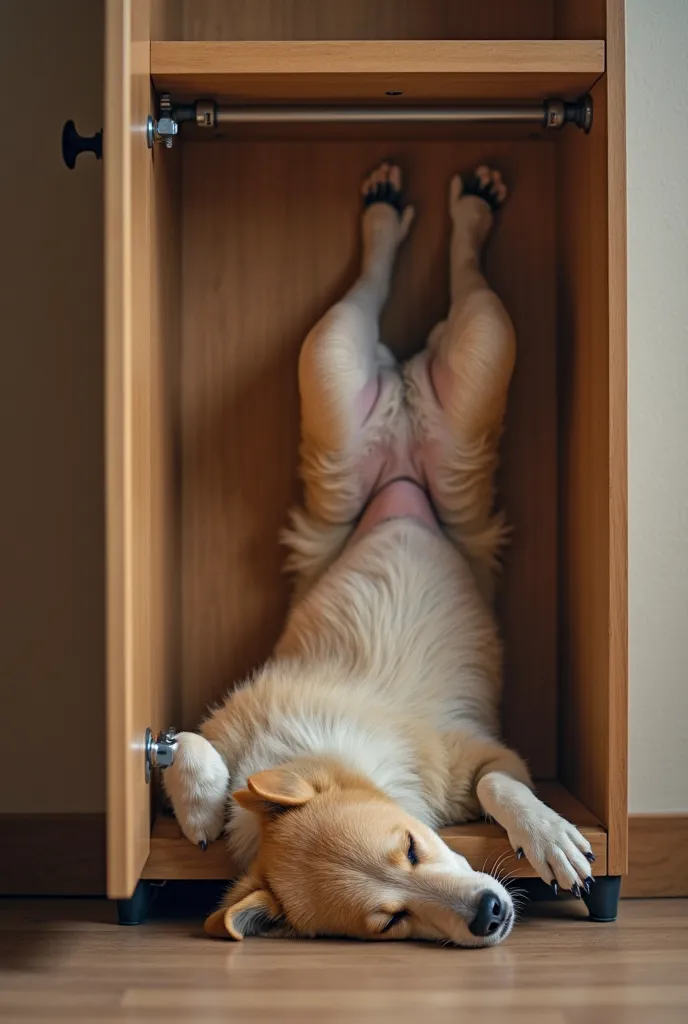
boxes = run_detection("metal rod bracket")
[158,92,593,136]
[144,727,178,782]
[147,95,179,149]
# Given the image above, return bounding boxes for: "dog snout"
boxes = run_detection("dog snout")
[468,891,507,937]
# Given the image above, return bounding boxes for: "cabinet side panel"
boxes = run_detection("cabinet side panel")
[106,0,151,899]
[150,141,182,775]
[557,0,627,873]
[605,0,628,875]
[106,0,180,896]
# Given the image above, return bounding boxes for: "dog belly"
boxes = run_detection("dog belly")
[352,370,440,539]
[278,517,502,738]
[353,479,439,537]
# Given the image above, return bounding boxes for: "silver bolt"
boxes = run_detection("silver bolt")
[156,116,178,140]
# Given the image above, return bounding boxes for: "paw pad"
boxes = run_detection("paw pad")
[363,180,403,213]
[362,162,405,215]
[462,166,507,212]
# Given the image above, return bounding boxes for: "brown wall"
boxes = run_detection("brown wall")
[0,0,105,813]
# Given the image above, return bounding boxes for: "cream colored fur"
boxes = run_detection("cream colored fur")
[164,165,594,946]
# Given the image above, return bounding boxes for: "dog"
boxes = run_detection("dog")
[163,163,595,947]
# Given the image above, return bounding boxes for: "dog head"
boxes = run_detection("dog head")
[205,759,515,946]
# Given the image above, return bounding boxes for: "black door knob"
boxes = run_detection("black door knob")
[61,119,103,169]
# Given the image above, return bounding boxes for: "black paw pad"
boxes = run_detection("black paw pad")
[462,174,503,212]
[363,180,403,214]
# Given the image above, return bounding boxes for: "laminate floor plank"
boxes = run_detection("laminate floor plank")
[0,898,686,1022]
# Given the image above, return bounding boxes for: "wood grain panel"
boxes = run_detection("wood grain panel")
[556,0,627,873]
[151,40,604,103]
[105,0,180,898]
[105,0,152,902]
[169,0,556,42]
[144,783,606,879]
[149,139,183,751]
[151,0,182,39]
[554,0,606,39]
[177,122,558,145]
[604,0,628,879]
[179,139,558,774]
[3,899,688,1020]
[623,816,688,898]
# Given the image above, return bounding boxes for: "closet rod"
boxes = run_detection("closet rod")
[167,95,593,133]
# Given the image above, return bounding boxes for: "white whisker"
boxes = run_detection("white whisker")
[489,849,511,880]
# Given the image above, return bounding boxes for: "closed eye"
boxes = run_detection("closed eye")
[407,833,419,866]
[381,910,409,933]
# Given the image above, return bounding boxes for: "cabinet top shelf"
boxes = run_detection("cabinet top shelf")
[151,39,605,104]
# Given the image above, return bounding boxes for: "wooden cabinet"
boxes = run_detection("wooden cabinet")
[105,0,626,900]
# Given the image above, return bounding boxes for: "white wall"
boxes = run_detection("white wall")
[626,0,688,812]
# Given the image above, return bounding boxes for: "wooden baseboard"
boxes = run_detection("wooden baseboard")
[0,813,105,896]
[622,814,688,898]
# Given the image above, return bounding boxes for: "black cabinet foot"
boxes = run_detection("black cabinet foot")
[116,880,159,925]
[582,875,621,922]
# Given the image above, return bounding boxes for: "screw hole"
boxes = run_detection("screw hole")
[385,90,404,97]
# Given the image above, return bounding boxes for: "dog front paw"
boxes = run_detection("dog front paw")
[508,808,595,896]
[162,732,230,848]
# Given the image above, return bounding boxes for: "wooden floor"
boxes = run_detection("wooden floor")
[0,897,687,1022]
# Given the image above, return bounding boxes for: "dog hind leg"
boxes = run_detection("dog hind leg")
[298,162,414,524]
[407,167,516,601]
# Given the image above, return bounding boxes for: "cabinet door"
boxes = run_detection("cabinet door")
[105,0,161,899]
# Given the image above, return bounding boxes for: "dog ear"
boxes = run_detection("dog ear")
[205,878,286,940]
[233,767,317,817]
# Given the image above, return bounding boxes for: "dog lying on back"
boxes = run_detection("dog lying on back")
[164,163,595,946]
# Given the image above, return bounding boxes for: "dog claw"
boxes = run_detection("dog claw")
[585,852,596,863]
[516,848,524,860]
[550,880,559,896]
[199,840,208,852]
[571,883,582,899]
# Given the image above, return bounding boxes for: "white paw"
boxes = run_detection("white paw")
[507,806,595,896]
[162,732,230,848]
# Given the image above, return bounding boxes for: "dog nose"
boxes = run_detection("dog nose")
[469,892,506,937]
